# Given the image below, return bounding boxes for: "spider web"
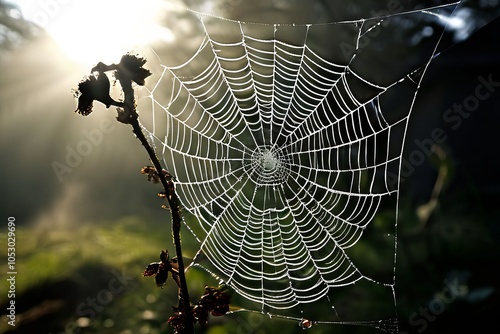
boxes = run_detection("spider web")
[137,3,460,332]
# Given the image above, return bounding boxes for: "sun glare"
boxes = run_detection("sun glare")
[16,0,174,68]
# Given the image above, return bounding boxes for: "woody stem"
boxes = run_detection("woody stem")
[117,71,194,333]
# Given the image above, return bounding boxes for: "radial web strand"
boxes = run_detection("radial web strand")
[136,3,460,332]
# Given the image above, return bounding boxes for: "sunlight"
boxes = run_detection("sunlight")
[15,0,174,68]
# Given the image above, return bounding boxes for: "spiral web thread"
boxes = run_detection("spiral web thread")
[138,3,459,331]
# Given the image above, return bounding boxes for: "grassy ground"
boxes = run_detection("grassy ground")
[1,176,498,334]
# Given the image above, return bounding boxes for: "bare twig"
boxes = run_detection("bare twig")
[75,54,233,333]
[114,64,194,333]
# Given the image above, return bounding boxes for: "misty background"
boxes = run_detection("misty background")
[1,0,499,333]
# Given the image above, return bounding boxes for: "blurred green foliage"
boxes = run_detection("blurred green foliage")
[1,1,499,334]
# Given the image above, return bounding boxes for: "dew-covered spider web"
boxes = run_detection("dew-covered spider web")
[136,2,460,332]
